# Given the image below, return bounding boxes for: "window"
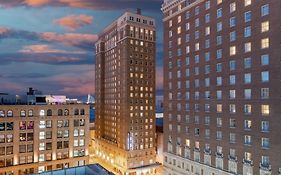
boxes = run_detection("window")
[229,75,236,85]
[261,88,269,99]
[58,109,63,116]
[230,31,236,42]
[244,73,251,84]
[244,120,252,130]
[7,110,13,117]
[216,131,222,140]
[261,138,269,149]
[229,17,236,27]
[261,4,269,16]
[39,132,45,140]
[230,119,236,128]
[244,11,252,22]
[217,77,222,86]
[229,46,236,56]
[244,135,252,145]
[244,89,252,99]
[261,71,269,82]
[217,8,222,18]
[229,90,236,99]
[205,14,210,23]
[244,57,252,68]
[261,21,269,32]
[244,104,252,114]
[47,109,52,116]
[205,1,210,9]
[28,110,33,117]
[217,22,222,32]
[244,42,251,52]
[217,104,222,113]
[20,110,26,117]
[229,60,236,71]
[217,118,222,127]
[261,105,269,115]
[244,0,251,6]
[261,121,269,132]
[230,2,236,13]
[261,54,269,65]
[244,26,251,37]
[229,104,236,113]
[261,38,269,49]
[244,152,252,162]
[217,91,222,100]
[230,133,236,143]
[39,110,45,116]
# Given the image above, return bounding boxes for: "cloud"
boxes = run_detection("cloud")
[54,14,93,31]
[0,0,162,11]
[24,0,50,6]
[40,32,98,50]
[0,27,9,34]
[0,27,98,51]
[19,44,86,54]
[0,52,93,65]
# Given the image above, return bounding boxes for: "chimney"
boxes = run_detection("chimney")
[137,8,141,15]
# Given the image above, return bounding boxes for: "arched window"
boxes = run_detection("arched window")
[47,109,52,116]
[64,109,69,116]
[28,110,33,117]
[40,110,45,116]
[7,110,13,117]
[80,109,85,115]
[0,111,4,117]
[20,110,26,117]
[58,109,63,116]
[74,109,79,115]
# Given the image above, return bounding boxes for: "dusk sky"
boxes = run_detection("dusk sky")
[0,0,163,99]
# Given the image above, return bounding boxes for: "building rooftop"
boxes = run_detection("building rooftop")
[31,164,114,175]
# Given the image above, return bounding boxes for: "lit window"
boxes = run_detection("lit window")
[261,38,269,49]
[244,42,251,53]
[177,15,181,23]
[217,0,222,5]
[261,105,269,115]
[230,2,236,13]
[40,110,45,116]
[217,104,222,113]
[244,0,251,6]
[261,21,269,32]
[229,46,236,56]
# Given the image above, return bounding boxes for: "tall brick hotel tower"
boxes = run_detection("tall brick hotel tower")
[95,10,158,175]
[162,0,281,175]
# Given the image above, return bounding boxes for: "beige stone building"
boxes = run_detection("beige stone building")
[162,0,281,175]
[95,10,158,175]
[0,104,90,175]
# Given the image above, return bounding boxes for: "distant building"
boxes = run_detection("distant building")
[0,90,90,174]
[162,0,281,175]
[95,9,159,175]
